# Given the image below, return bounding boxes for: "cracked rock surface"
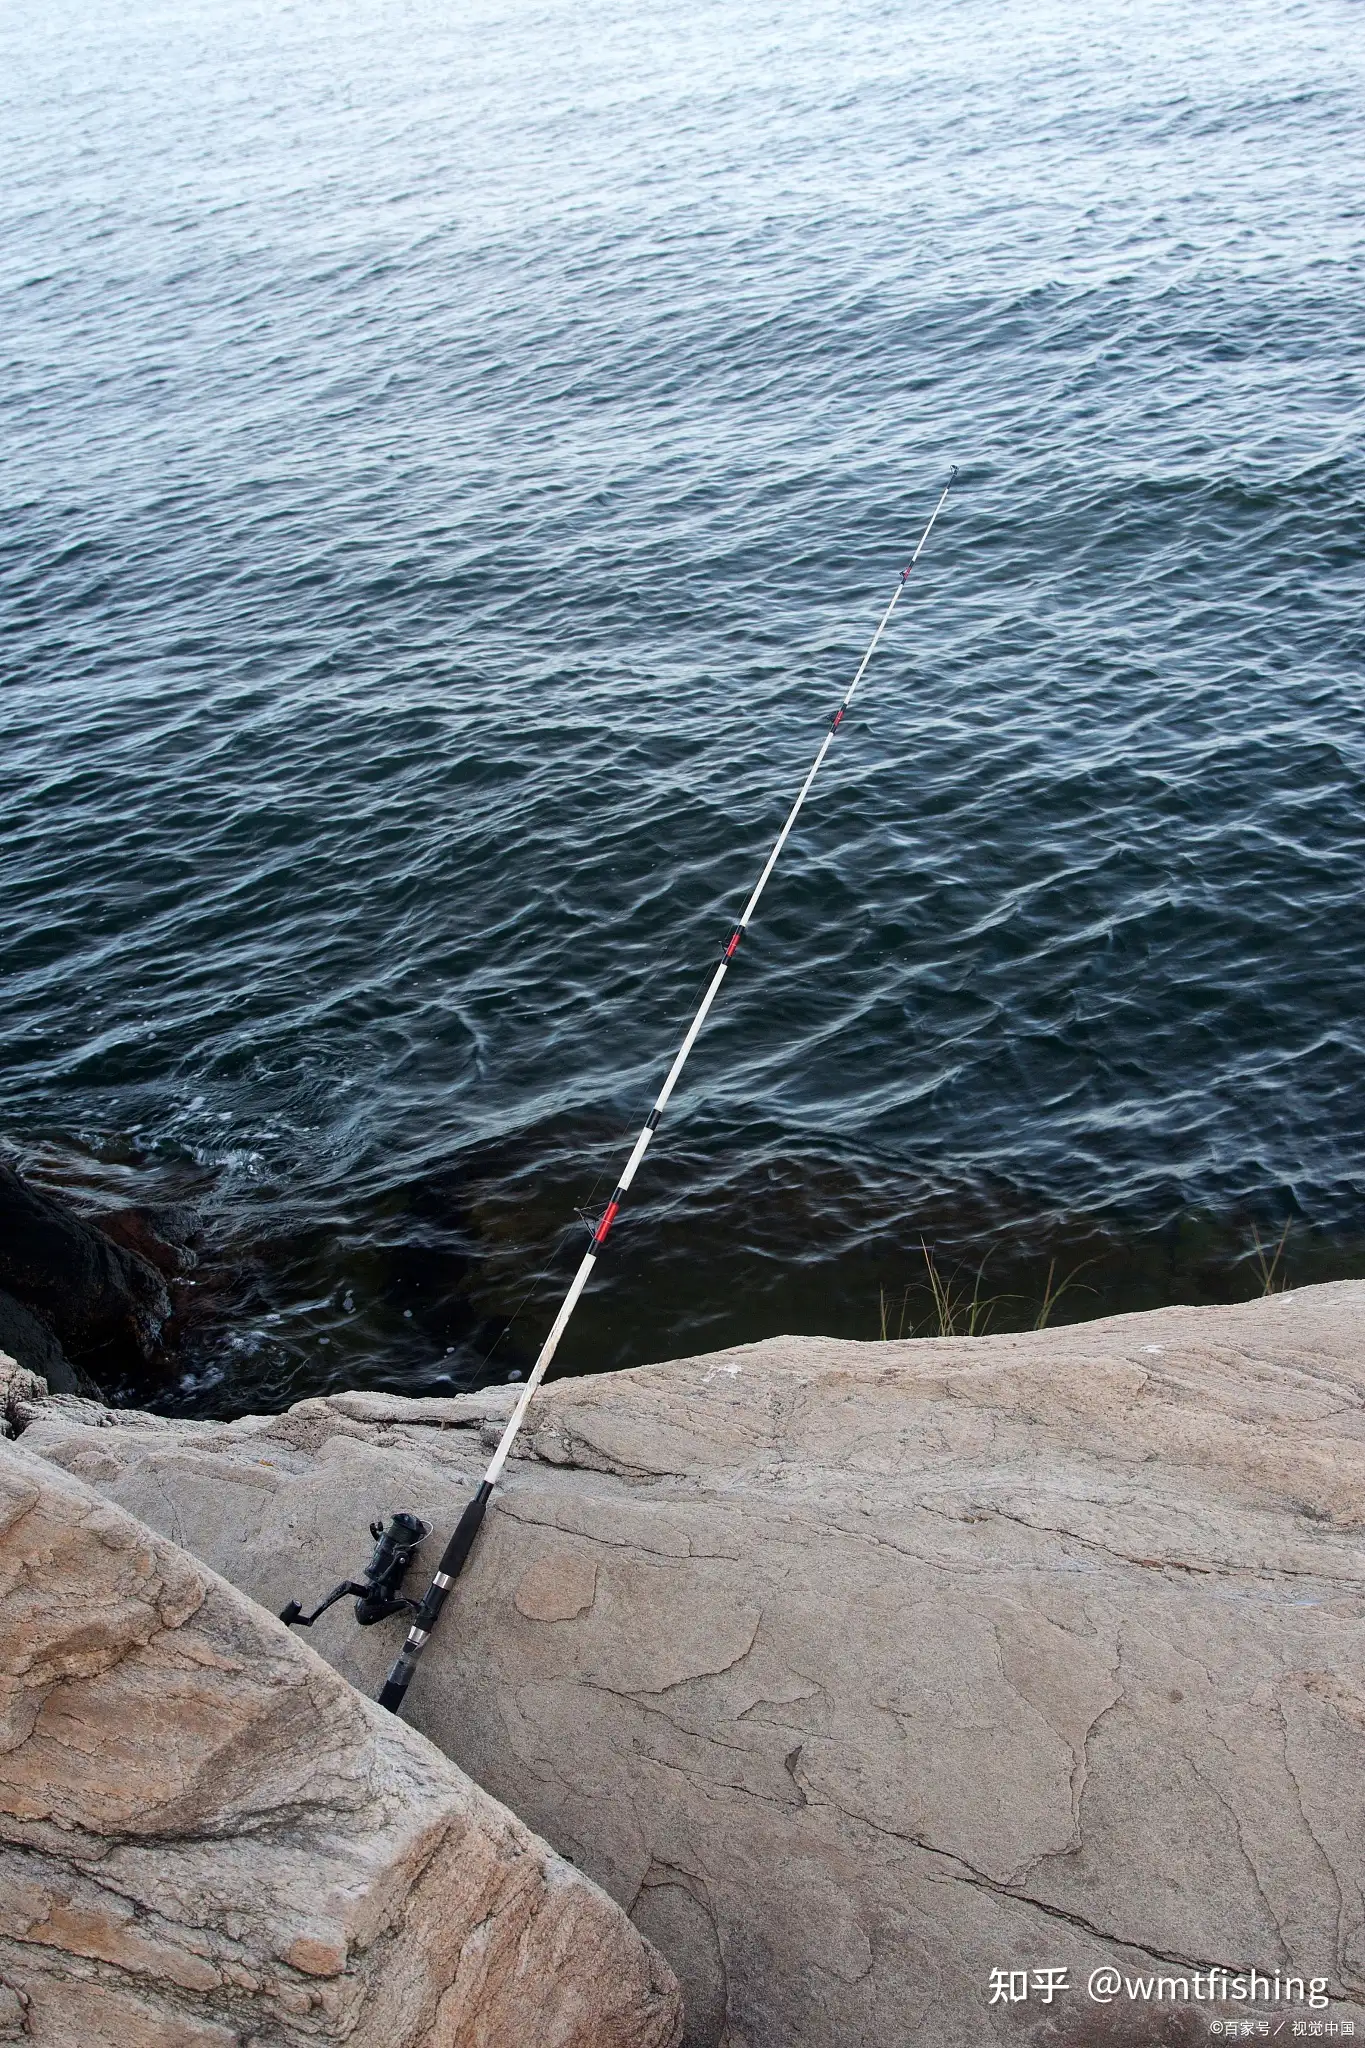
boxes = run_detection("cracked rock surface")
[0,1399,682,2047]
[14,1284,1365,2046]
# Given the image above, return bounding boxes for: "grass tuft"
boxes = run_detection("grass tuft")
[878,1283,913,1342]
[919,1239,998,1337]
[1033,1256,1098,1330]
[1250,1218,1291,1296]
[877,1244,1100,1340]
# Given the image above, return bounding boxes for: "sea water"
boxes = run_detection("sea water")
[2,0,1362,1409]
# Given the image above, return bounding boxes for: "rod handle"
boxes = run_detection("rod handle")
[377,1481,493,1714]
[418,1480,492,1628]
[378,1651,420,1713]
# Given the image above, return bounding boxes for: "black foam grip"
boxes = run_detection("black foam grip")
[377,1483,495,1714]
[412,1481,493,1632]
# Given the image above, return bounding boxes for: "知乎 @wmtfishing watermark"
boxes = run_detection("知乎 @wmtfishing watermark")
[987,1966,1339,2015]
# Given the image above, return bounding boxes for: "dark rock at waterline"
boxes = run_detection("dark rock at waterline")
[0,1290,66,1385]
[92,1201,201,1279]
[0,1161,170,1378]
[0,1290,104,1399]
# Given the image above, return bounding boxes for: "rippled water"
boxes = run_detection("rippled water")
[3,0,1363,1413]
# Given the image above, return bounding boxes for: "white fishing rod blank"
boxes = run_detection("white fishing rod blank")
[379,465,958,1715]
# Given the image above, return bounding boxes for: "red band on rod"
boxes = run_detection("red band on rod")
[594,1200,620,1244]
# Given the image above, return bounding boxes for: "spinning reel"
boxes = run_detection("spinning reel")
[280,1512,431,1630]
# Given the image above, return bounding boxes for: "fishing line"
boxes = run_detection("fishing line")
[378,467,959,1716]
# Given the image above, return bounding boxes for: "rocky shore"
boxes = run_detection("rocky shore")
[0,1160,196,1402]
[0,1427,681,2046]
[6,1282,1365,2043]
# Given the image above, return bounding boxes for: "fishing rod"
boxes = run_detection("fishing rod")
[373,465,958,1716]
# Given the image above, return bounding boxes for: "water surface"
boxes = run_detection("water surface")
[2,0,1363,1410]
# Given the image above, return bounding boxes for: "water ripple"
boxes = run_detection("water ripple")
[2,0,1363,1410]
